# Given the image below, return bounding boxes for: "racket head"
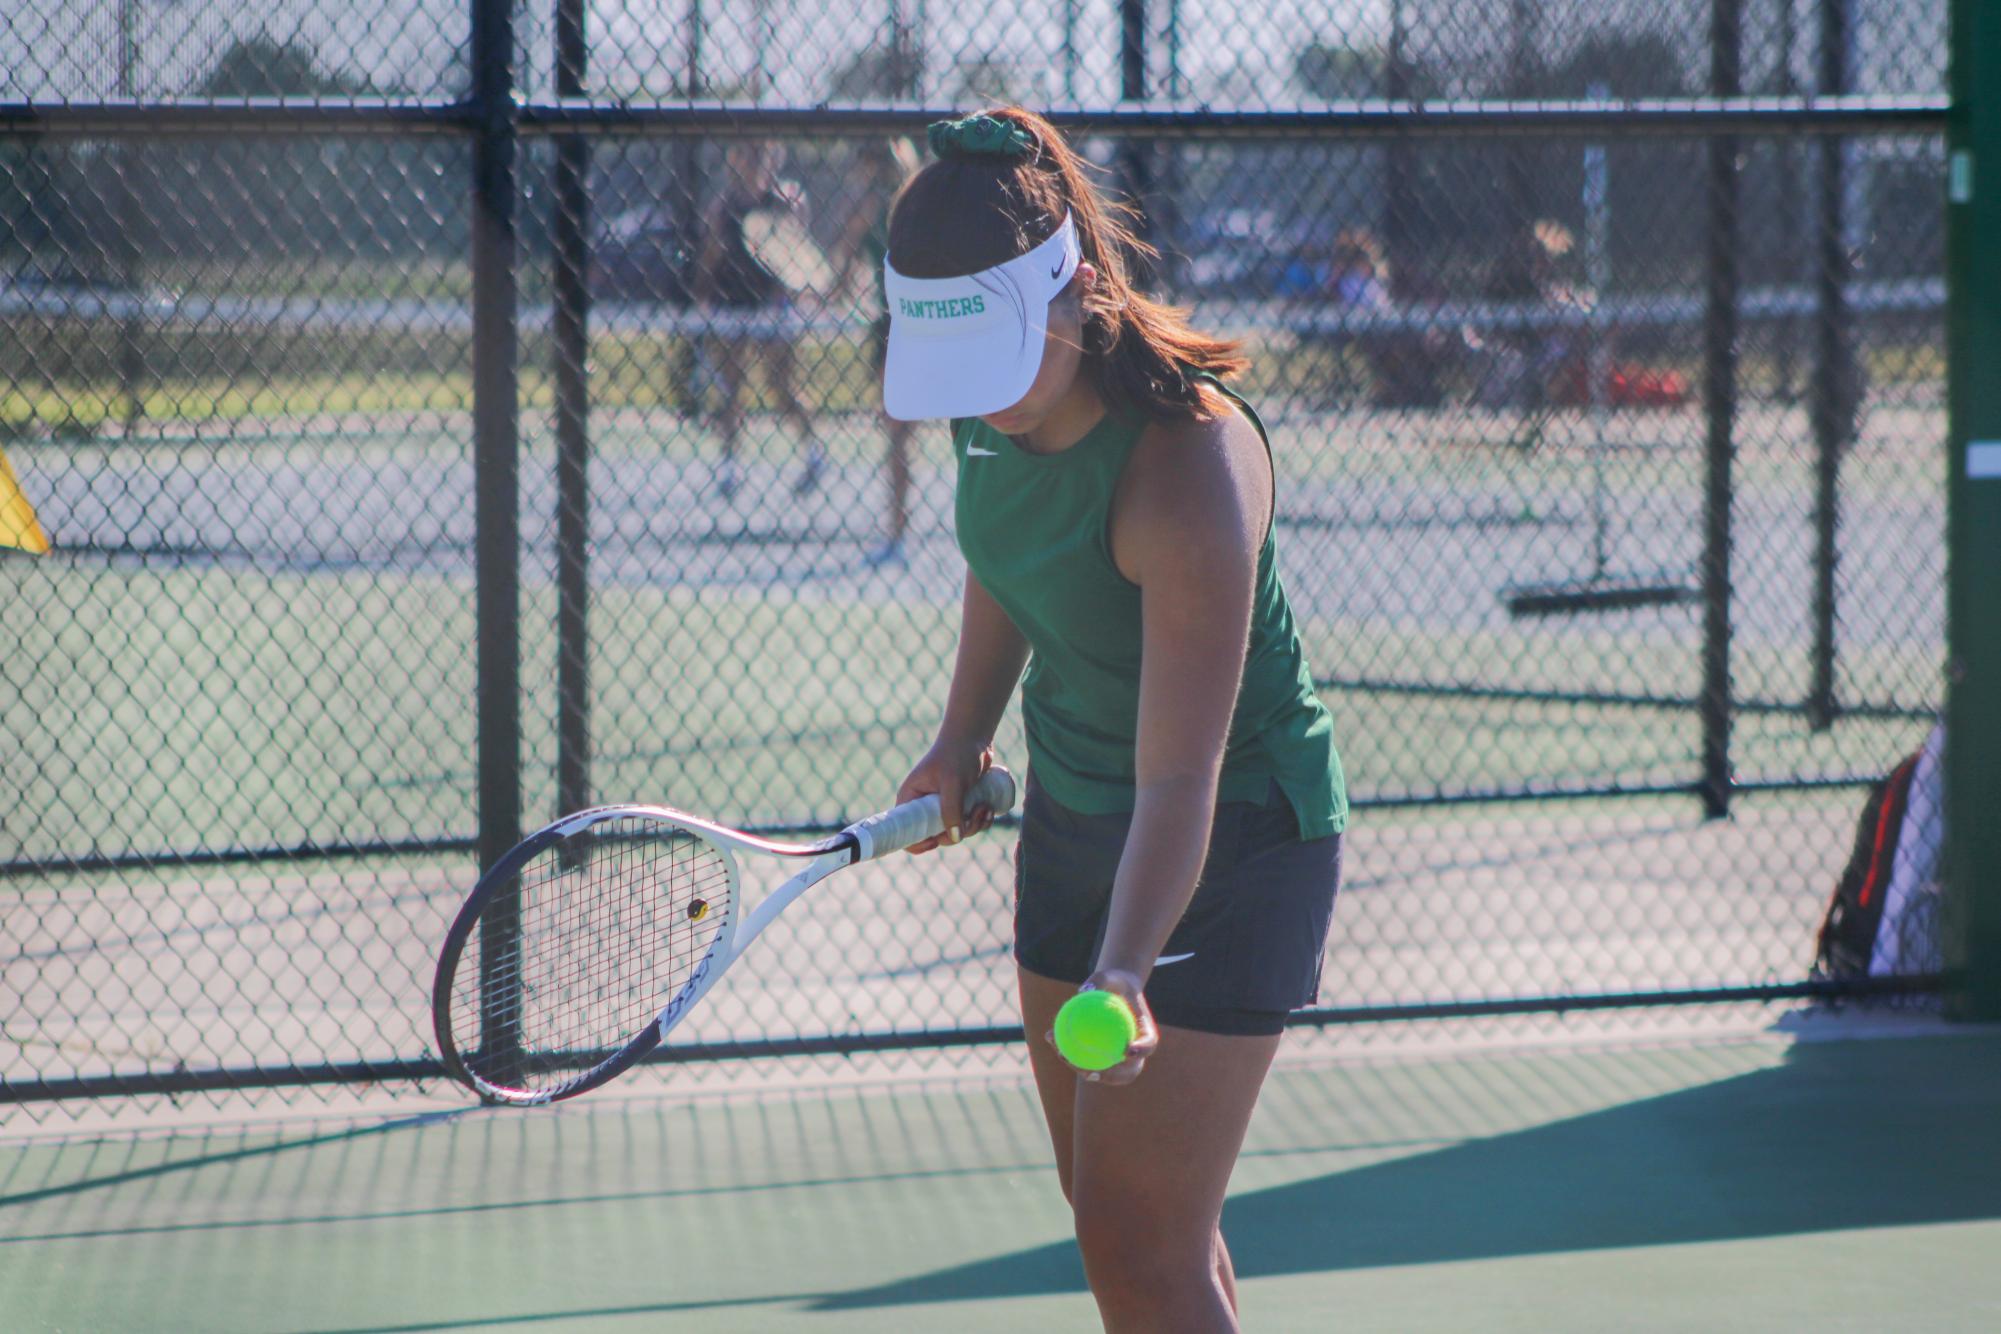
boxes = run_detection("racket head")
[743,209,834,293]
[432,807,742,1106]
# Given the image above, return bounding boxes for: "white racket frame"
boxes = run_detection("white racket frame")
[434,767,1016,1106]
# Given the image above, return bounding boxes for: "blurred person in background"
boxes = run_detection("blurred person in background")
[695,141,827,499]
[1312,228,1391,407]
[1472,217,1580,420]
[1327,228,1391,312]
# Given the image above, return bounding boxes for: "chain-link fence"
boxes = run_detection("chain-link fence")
[2,0,1952,1113]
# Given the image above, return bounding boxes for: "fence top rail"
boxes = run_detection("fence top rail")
[0,94,1949,140]
[518,95,1950,139]
[0,99,472,137]
[0,275,1943,339]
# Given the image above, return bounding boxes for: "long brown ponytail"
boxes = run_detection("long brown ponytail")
[886,106,1246,421]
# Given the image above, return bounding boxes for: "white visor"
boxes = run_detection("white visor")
[881,213,1081,421]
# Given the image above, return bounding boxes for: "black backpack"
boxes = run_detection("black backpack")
[1813,726,1944,982]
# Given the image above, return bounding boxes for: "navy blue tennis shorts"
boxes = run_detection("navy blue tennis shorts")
[1012,777,1342,1037]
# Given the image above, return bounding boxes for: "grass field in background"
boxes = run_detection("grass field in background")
[0,310,1943,438]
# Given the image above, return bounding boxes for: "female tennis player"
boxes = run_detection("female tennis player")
[886,108,1346,1331]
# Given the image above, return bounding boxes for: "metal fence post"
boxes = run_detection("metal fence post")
[553,0,593,824]
[472,0,525,1078]
[1947,0,2001,1020]
[114,0,146,434]
[1808,0,1857,730]
[1504,0,1540,253]
[1117,0,1155,282]
[1385,0,1414,292]
[1700,0,1742,820]
[672,1,705,413]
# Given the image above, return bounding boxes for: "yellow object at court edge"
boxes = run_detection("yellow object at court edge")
[1053,990,1137,1071]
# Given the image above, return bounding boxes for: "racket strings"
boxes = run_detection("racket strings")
[448,818,733,1094]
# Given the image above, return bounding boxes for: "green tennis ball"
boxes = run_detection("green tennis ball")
[1053,990,1137,1072]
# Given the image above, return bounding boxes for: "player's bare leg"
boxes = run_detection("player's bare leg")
[714,336,749,498]
[1020,966,1277,1331]
[766,339,825,493]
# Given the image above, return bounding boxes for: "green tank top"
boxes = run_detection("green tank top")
[953,379,1347,838]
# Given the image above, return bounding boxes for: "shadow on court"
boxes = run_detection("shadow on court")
[5,1029,1995,1332]
[814,1030,2001,1311]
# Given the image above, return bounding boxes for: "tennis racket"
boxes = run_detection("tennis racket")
[742,207,837,295]
[432,767,1016,1106]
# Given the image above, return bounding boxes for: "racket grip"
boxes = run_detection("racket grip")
[848,766,1018,861]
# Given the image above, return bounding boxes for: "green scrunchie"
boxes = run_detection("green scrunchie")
[927,114,1036,161]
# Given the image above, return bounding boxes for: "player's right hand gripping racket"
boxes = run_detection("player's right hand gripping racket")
[432,768,1016,1106]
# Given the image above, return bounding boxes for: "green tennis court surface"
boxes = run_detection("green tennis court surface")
[4,1024,1994,1333]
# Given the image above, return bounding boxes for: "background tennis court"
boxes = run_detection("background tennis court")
[1,375,1947,1100]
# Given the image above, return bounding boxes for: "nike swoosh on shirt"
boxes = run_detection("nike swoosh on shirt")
[1154,952,1196,966]
[966,444,999,456]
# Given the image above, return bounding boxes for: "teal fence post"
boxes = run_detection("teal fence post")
[1947,0,2001,1020]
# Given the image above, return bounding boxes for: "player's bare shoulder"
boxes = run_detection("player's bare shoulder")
[1114,391,1270,581]
[1128,388,1264,520]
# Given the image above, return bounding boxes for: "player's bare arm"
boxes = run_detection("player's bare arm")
[1086,405,1270,1071]
[900,570,1033,854]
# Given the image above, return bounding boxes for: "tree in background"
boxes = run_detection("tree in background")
[129,36,453,271]
[1527,30,1701,290]
[1288,37,1448,291]
[0,141,71,275]
[827,14,923,101]
[1293,40,1387,100]
[194,35,376,99]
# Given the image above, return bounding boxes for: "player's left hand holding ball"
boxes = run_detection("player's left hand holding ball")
[1050,968,1159,1085]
